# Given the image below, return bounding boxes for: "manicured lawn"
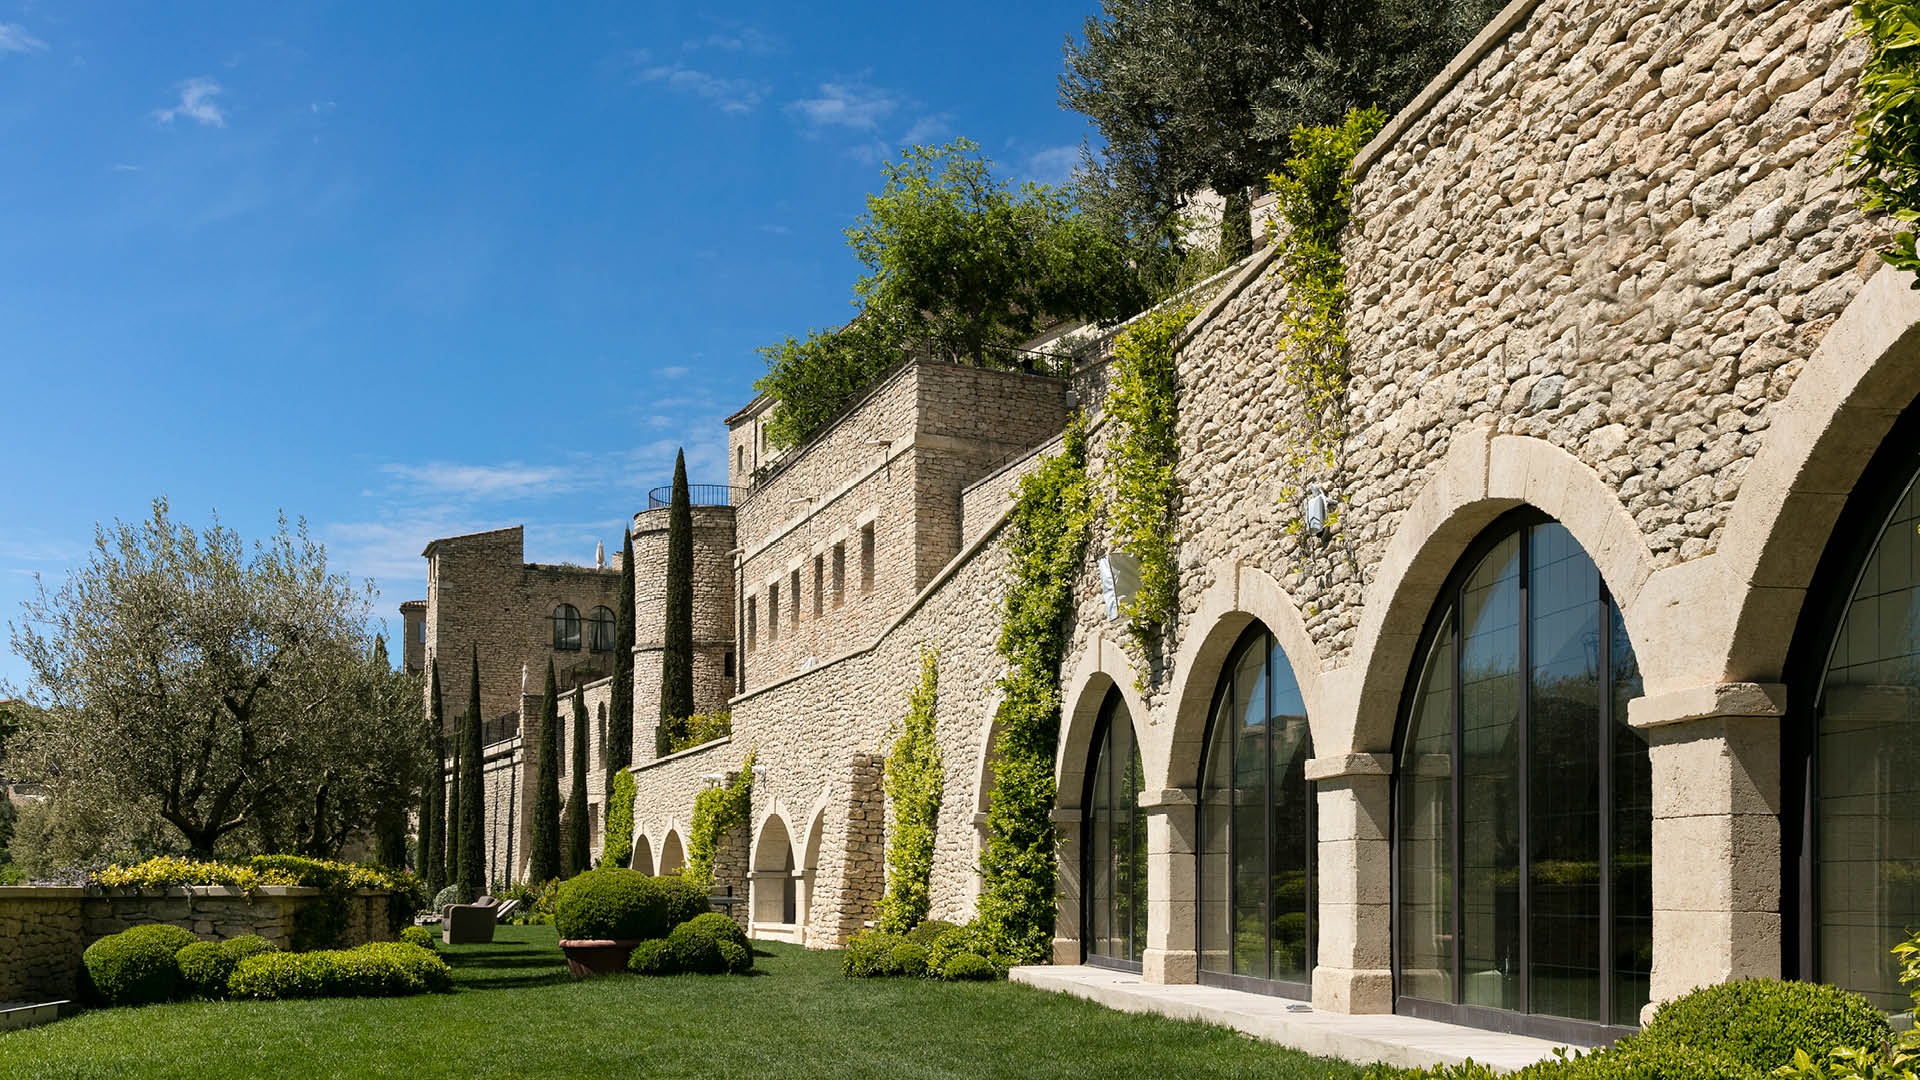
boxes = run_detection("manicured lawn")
[0,926,1366,1079]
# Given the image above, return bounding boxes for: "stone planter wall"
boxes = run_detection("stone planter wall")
[0,885,396,1003]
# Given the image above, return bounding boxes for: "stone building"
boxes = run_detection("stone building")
[421,0,1920,1049]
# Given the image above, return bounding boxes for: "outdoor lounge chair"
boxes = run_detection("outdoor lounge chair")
[444,896,499,944]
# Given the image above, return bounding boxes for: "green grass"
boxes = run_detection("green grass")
[0,926,1366,1079]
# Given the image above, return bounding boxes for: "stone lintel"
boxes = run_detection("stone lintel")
[1628,683,1787,730]
[1305,754,1393,782]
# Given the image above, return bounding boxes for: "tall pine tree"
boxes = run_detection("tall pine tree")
[459,647,486,894]
[422,660,446,892]
[564,684,591,876]
[658,449,695,755]
[607,528,635,777]
[529,660,563,883]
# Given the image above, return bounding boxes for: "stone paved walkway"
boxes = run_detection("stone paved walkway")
[1010,965,1568,1073]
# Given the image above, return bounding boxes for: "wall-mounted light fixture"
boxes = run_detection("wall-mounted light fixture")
[1302,484,1332,537]
[1098,550,1141,623]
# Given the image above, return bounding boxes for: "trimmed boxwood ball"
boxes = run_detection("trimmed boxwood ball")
[666,912,752,974]
[1637,979,1890,1073]
[937,951,996,981]
[227,942,452,1000]
[627,938,676,975]
[83,924,201,1005]
[842,930,908,977]
[399,925,436,950]
[176,934,282,999]
[890,941,930,977]
[555,869,708,941]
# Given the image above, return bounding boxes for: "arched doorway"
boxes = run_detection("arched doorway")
[752,816,799,934]
[1786,406,1920,1010]
[1393,510,1650,1041]
[1082,687,1145,968]
[632,834,655,877]
[659,830,686,877]
[1197,623,1315,997]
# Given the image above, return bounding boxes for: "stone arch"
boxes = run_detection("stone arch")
[751,811,799,932]
[1345,428,1659,753]
[632,832,655,876]
[1713,266,1920,686]
[1160,560,1325,791]
[799,793,829,941]
[1057,633,1149,811]
[658,828,686,877]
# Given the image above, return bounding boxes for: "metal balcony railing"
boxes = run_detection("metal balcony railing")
[646,484,743,510]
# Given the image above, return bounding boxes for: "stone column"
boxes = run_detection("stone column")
[1140,787,1197,984]
[1307,753,1394,1013]
[1050,807,1084,965]
[1629,683,1785,1021]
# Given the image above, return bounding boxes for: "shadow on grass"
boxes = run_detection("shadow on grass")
[454,971,576,991]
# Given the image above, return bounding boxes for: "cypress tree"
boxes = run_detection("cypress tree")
[372,636,410,868]
[444,731,461,890]
[459,647,486,894]
[422,660,447,892]
[529,660,563,883]
[659,448,694,755]
[564,684,591,876]
[607,529,635,777]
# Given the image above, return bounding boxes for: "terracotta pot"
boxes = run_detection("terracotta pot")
[558,938,643,978]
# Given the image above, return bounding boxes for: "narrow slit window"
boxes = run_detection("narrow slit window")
[860,523,876,594]
[832,543,846,609]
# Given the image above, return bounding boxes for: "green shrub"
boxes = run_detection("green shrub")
[1638,979,1889,1073]
[1523,1041,1761,1080]
[554,869,708,941]
[173,942,230,999]
[666,912,753,974]
[432,883,472,913]
[227,942,450,1000]
[83,924,200,1005]
[627,938,677,976]
[843,930,910,978]
[875,650,942,934]
[907,919,960,948]
[937,950,996,981]
[1361,1062,1498,1080]
[399,925,435,950]
[890,940,930,977]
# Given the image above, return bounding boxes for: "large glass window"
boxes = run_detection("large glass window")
[1797,447,1920,1010]
[1394,512,1650,1038]
[1197,625,1314,996]
[1083,688,1146,968]
[552,604,581,651]
[588,606,616,653]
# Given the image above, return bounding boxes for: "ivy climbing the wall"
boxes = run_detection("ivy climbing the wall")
[1103,303,1196,673]
[874,649,943,934]
[686,750,755,889]
[1850,0,1920,284]
[975,414,1092,964]
[600,768,635,869]
[1269,107,1385,563]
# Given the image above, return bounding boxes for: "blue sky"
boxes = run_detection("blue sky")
[0,2,1105,688]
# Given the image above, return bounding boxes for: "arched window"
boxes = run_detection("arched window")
[1083,687,1145,969]
[1394,511,1650,1040]
[1788,420,1920,1010]
[552,604,581,651]
[588,606,616,653]
[1197,624,1314,997]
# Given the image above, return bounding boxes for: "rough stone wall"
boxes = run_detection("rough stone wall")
[960,431,1066,547]
[631,503,737,766]
[480,737,523,886]
[1169,0,1879,666]
[423,527,622,729]
[0,887,394,1002]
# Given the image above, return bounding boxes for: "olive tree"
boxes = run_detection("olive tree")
[8,499,424,859]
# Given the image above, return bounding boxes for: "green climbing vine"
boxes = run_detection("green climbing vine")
[874,648,943,934]
[975,413,1093,964]
[1269,107,1386,575]
[686,749,755,889]
[599,767,635,869]
[1103,302,1195,674]
[1849,0,1920,284]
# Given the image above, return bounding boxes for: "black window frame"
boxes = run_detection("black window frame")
[1081,686,1146,972]
[552,604,582,652]
[587,605,617,653]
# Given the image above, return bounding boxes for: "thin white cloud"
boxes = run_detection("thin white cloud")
[659,365,691,378]
[1025,145,1082,187]
[155,77,226,127]
[789,80,897,131]
[901,114,951,146]
[634,63,765,114]
[381,461,568,500]
[688,26,781,54]
[0,23,46,54]
[110,163,142,173]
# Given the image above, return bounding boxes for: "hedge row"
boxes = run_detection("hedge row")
[82,924,451,1006]
[843,920,996,982]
